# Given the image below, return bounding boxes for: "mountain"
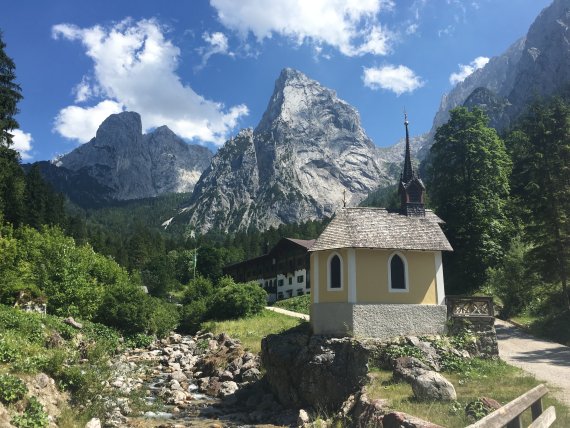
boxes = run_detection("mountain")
[176,68,402,233]
[55,112,213,201]
[430,0,570,135]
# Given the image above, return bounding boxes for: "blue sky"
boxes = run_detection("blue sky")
[1,0,552,162]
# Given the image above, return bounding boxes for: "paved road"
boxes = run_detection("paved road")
[265,306,310,320]
[495,318,570,406]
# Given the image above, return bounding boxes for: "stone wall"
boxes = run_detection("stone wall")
[448,315,499,358]
[311,303,447,340]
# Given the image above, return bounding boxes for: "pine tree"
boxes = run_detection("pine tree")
[427,107,512,294]
[508,98,570,309]
[0,30,23,148]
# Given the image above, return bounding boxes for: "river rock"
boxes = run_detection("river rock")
[382,412,444,428]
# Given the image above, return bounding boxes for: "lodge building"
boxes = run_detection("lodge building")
[223,238,315,302]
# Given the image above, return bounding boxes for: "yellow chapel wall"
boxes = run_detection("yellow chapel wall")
[311,249,437,305]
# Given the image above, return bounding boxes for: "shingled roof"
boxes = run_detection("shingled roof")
[309,207,453,252]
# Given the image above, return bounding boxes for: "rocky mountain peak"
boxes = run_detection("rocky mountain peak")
[95,111,142,144]
[56,112,212,201]
[177,68,393,233]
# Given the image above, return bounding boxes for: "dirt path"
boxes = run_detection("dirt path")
[495,318,570,406]
[265,306,309,320]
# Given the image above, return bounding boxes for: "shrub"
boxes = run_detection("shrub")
[95,284,178,337]
[179,298,209,334]
[12,396,49,428]
[0,374,27,404]
[209,280,267,320]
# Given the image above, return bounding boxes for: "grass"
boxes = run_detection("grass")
[201,308,306,353]
[273,294,311,315]
[367,359,570,427]
[510,309,570,346]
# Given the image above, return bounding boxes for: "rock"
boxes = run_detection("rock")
[219,381,239,397]
[85,417,102,428]
[297,409,310,427]
[393,356,431,383]
[261,326,370,410]
[45,331,65,348]
[352,392,389,428]
[382,412,444,428]
[220,370,234,381]
[35,373,51,389]
[241,368,262,383]
[410,371,457,401]
[63,316,83,329]
[169,371,188,383]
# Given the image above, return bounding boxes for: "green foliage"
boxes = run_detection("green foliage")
[11,397,49,428]
[273,294,310,314]
[0,374,27,403]
[209,279,267,320]
[125,333,154,348]
[179,298,209,334]
[486,238,542,317]
[0,30,23,148]
[95,284,179,336]
[507,97,570,308]
[384,344,425,361]
[360,183,400,209]
[427,107,512,293]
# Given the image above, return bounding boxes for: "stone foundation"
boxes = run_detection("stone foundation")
[448,315,499,358]
[310,303,447,340]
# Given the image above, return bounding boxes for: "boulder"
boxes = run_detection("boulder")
[261,325,370,410]
[410,371,456,401]
[465,397,501,421]
[63,316,83,329]
[84,418,102,428]
[392,356,431,383]
[297,409,310,427]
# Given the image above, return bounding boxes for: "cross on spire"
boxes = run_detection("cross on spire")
[402,111,414,183]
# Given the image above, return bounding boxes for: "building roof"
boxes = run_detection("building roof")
[284,238,316,249]
[309,207,453,252]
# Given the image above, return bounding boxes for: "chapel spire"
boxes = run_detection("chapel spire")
[398,113,426,217]
[402,112,414,183]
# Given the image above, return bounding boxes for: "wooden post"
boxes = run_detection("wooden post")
[531,398,543,420]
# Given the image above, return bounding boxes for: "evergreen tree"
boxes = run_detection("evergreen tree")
[508,98,570,309]
[0,30,23,148]
[427,107,512,294]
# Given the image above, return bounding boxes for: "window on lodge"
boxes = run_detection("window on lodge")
[278,279,284,287]
[389,253,407,290]
[329,254,341,289]
[297,275,304,283]
[288,277,292,285]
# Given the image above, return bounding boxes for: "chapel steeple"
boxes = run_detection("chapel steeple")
[398,114,426,217]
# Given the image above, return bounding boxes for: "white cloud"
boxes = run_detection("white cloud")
[210,0,395,57]
[54,100,124,143]
[449,56,489,85]
[198,31,232,69]
[362,65,424,95]
[11,129,33,160]
[52,19,248,145]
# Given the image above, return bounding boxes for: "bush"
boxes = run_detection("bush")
[179,298,209,334]
[95,284,178,337]
[209,280,267,320]
[12,396,49,428]
[0,374,27,404]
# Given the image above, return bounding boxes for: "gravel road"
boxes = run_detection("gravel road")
[495,318,570,406]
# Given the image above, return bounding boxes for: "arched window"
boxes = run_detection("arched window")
[388,252,408,292]
[328,253,343,290]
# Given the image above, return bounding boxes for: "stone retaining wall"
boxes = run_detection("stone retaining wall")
[311,303,447,340]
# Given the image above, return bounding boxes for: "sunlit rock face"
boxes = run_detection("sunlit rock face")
[178,68,401,233]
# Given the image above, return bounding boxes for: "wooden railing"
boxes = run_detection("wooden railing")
[466,384,556,428]
[446,295,494,317]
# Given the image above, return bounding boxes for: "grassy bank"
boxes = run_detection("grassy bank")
[273,294,310,315]
[367,359,570,427]
[201,308,306,353]
[511,309,570,346]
